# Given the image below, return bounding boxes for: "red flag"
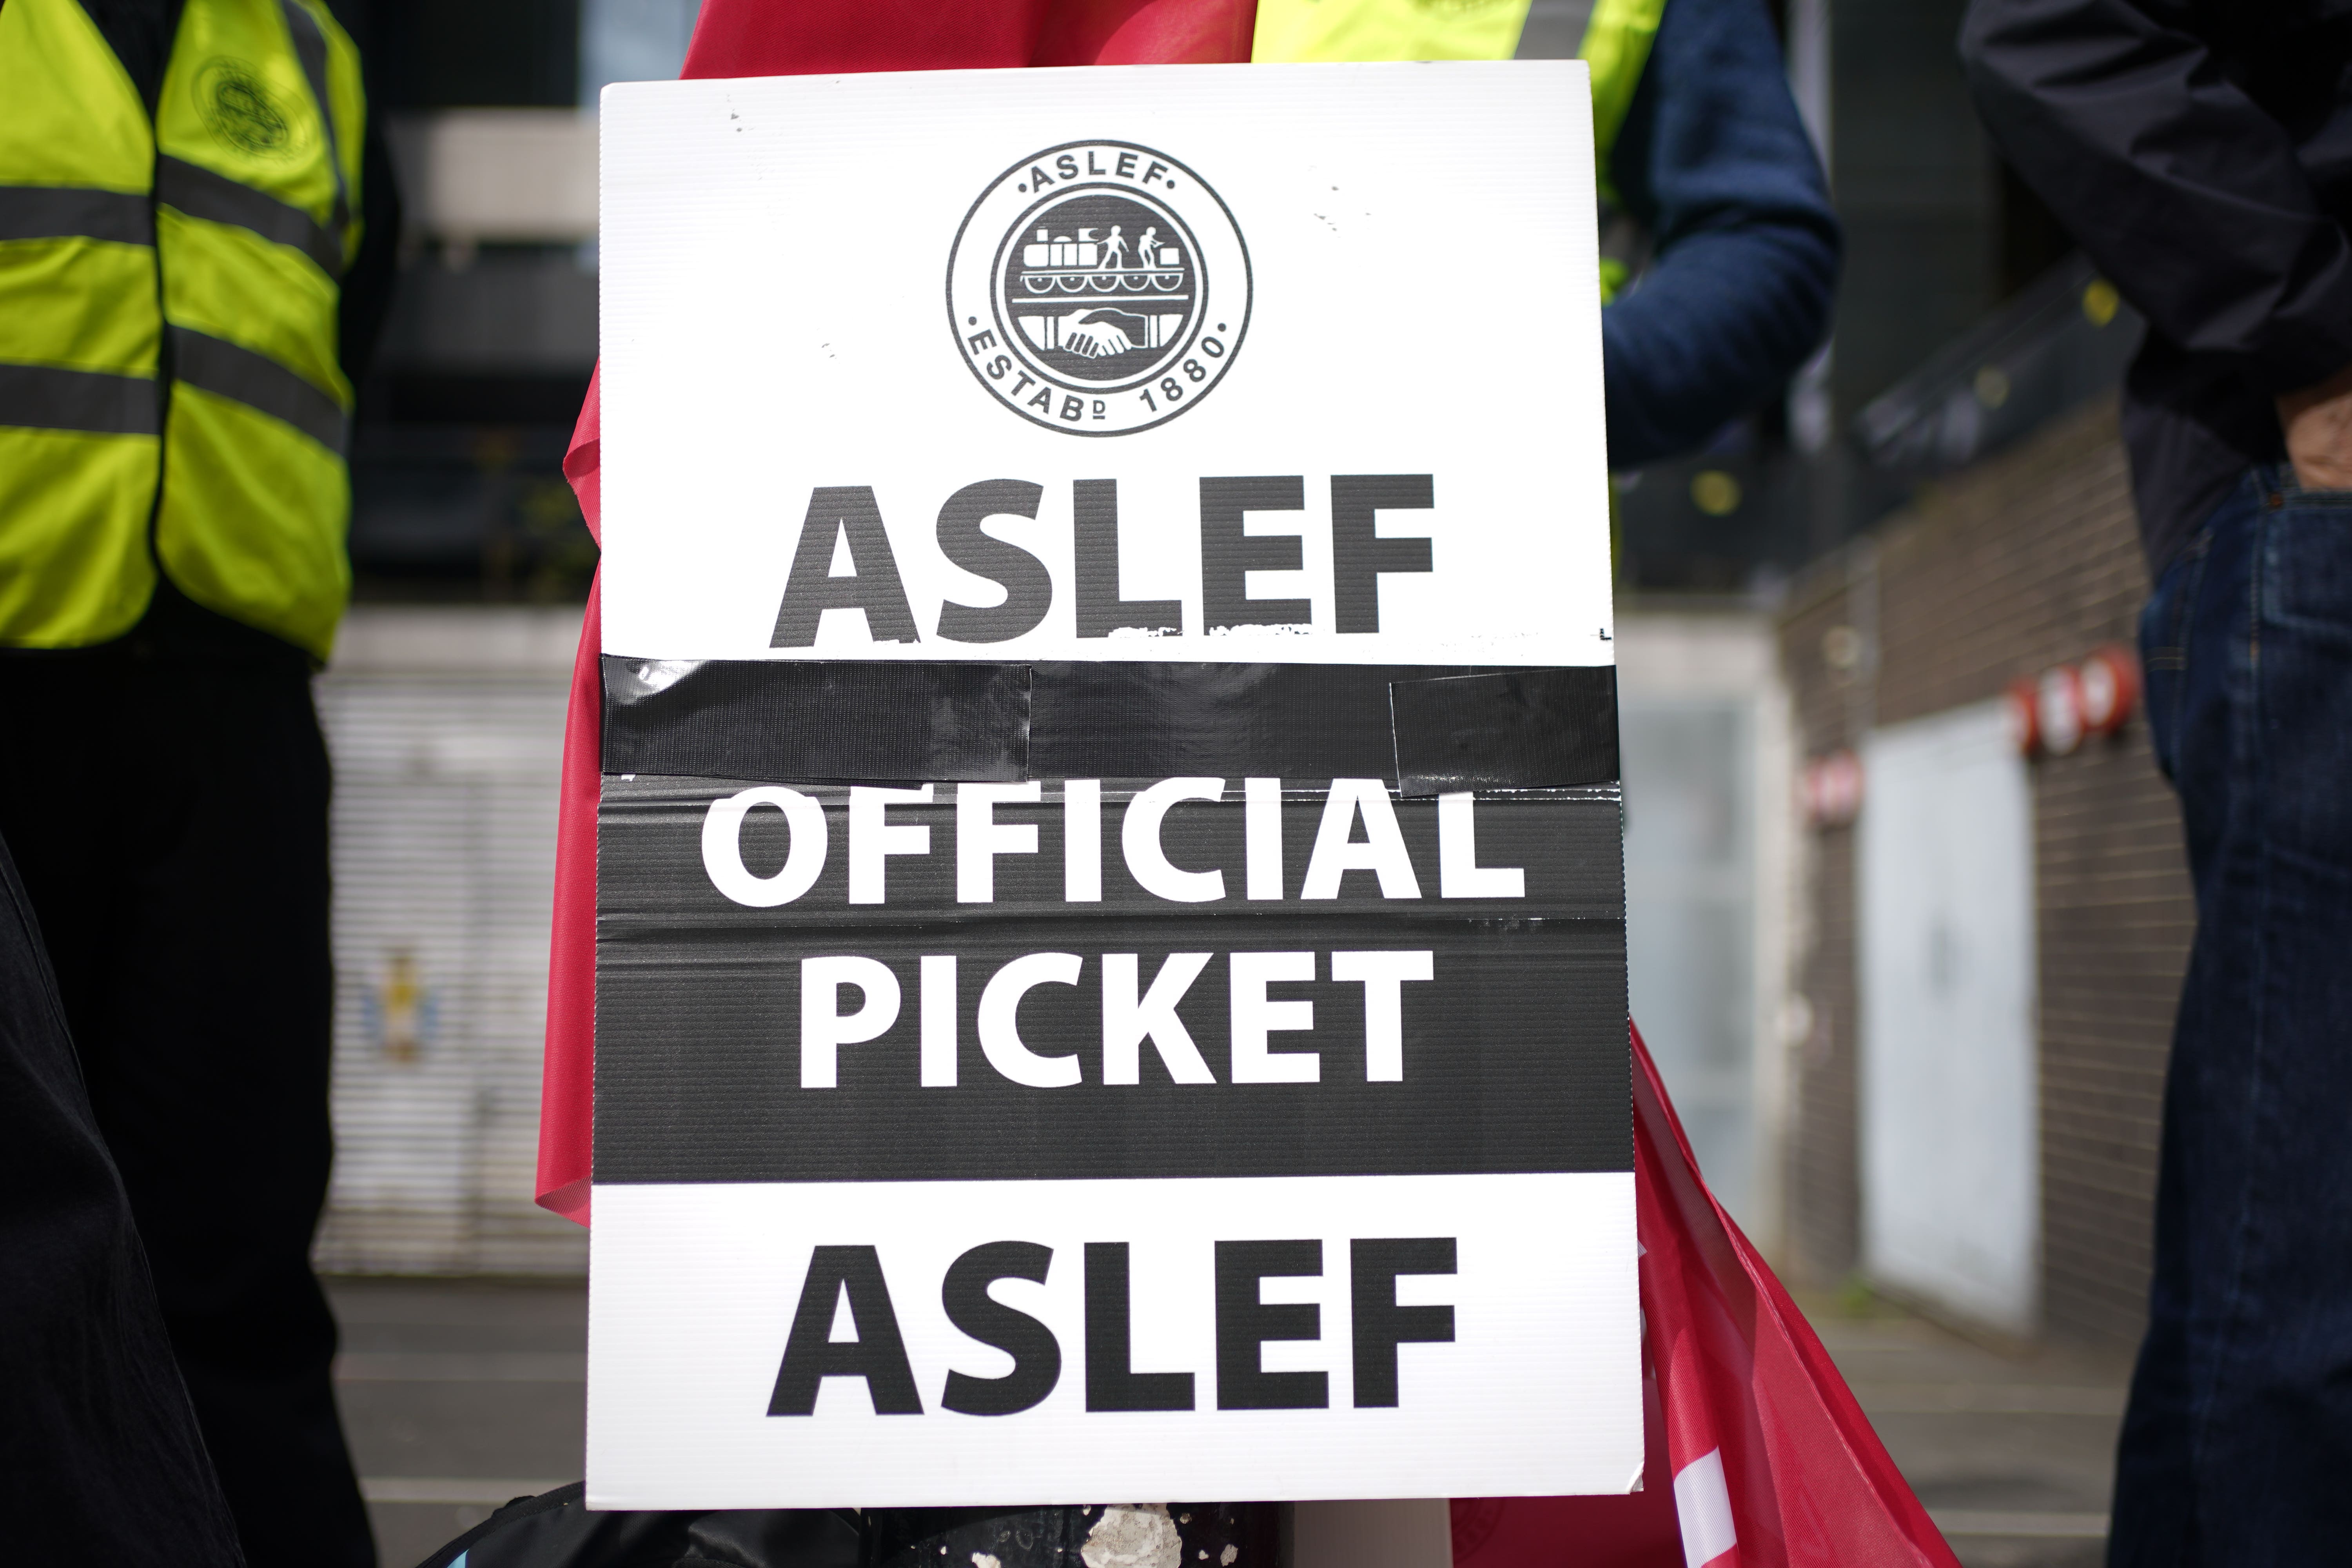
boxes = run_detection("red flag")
[1449,1028,1960,1568]
[537,366,604,1222]
[538,0,1260,1223]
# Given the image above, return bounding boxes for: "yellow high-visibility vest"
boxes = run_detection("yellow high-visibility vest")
[1252,0,1666,297]
[0,0,365,660]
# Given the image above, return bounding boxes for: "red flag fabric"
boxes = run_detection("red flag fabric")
[537,366,603,1222]
[1448,1029,1962,1568]
[541,15,1956,1564]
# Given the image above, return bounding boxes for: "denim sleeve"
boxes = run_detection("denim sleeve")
[1601,0,1841,468]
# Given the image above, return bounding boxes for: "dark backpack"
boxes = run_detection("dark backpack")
[412,1486,861,1568]
[412,1491,1281,1568]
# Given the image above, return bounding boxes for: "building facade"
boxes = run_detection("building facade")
[1779,398,2196,1345]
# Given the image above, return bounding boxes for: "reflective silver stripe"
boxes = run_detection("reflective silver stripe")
[0,185,153,245]
[156,156,340,275]
[0,362,160,436]
[169,325,346,451]
[278,0,351,244]
[1515,0,1598,58]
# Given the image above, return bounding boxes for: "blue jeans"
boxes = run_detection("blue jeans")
[2111,466,2352,1565]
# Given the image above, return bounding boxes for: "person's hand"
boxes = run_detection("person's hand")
[2277,360,2352,491]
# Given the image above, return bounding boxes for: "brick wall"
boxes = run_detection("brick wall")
[1778,399,2196,1345]
[1779,569,1864,1285]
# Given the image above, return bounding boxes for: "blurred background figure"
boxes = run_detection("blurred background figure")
[1257,0,1840,468]
[0,0,397,1563]
[1962,3,2352,1562]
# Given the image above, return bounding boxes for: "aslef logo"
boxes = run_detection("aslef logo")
[948,142,1251,436]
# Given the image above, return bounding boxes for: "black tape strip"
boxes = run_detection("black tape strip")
[601,773,1624,926]
[603,657,1620,787]
[1029,661,1459,781]
[593,911,1631,1185]
[602,657,1031,783]
[1389,666,1620,795]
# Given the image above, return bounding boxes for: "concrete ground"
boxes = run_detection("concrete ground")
[328,1278,2130,1568]
[332,1277,587,1568]
[1802,1293,2130,1568]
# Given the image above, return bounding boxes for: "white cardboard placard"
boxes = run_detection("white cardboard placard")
[590,1174,1637,1509]
[598,61,1615,669]
[591,60,1637,1512]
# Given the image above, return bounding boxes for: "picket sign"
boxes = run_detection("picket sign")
[579,59,1632,1509]
[541,6,1957,1561]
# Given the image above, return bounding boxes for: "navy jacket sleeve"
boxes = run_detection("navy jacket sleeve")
[337,114,403,386]
[1960,0,2352,396]
[1601,0,1840,468]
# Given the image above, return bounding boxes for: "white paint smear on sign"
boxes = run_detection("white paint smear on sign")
[597,62,1612,666]
[588,1174,1638,1508]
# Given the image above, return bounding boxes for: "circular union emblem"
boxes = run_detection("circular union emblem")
[198,58,301,157]
[947,141,1251,436]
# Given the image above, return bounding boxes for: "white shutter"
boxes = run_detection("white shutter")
[1859,700,2040,1333]
[312,607,589,1275]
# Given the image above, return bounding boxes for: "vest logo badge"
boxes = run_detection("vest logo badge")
[948,142,1251,436]
[198,58,303,158]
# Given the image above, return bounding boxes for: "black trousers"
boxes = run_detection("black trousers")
[0,599,373,1568]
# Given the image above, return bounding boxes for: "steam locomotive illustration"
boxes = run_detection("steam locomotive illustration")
[1018,225,1187,292]
[998,200,1198,368]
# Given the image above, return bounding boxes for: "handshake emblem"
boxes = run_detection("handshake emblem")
[1060,309,1151,359]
